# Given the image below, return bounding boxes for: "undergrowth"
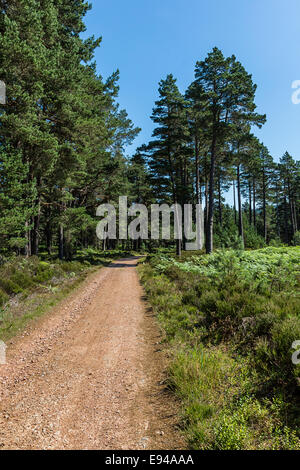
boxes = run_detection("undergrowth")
[139,247,300,450]
[0,249,134,340]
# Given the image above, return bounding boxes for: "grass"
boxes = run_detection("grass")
[138,247,300,450]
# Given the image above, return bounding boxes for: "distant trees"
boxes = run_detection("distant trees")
[276,152,299,244]
[142,48,299,253]
[0,1,139,258]
[146,75,193,255]
[0,2,298,259]
[193,48,266,253]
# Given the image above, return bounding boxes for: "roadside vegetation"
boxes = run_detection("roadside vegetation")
[139,246,300,450]
[0,249,134,341]
[0,0,299,451]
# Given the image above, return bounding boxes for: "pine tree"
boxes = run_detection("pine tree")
[0,1,140,258]
[279,152,299,242]
[0,148,36,254]
[146,75,192,255]
[194,47,266,253]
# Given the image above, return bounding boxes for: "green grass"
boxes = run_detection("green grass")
[139,247,300,450]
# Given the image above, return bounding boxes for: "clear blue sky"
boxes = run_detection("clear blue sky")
[84,0,300,163]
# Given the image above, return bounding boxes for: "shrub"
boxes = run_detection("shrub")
[139,246,300,449]
[34,262,55,283]
[244,227,266,249]
[10,271,34,289]
[0,288,9,307]
[254,318,300,386]
[267,318,300,382]
[293,231,300,246]
[213,414,248,450]
[269,237,285,247]
[0,278,23,295]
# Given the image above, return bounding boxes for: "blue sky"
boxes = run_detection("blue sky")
[84,0,300,163]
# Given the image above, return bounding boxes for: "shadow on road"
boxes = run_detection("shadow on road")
[108,256,144,269]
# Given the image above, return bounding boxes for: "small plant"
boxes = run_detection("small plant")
[0,288,9,307]
[293,231,300,246]
[0,278,23,295]
[213,414,248,450]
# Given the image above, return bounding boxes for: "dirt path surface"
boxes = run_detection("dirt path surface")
[0,258,184,450]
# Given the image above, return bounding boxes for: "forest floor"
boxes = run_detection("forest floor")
[0,257,184,450]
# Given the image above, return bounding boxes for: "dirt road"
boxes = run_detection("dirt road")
[0,258,183,450]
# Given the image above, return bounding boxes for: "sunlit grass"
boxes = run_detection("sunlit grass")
[138,247,300,450]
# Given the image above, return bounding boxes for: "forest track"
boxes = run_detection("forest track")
[0,257,184,450]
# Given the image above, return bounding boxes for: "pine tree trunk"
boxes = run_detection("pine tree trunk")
[195,136,200,205]
[237,165,244,245]
[248,182,252,225]
[59,224,64,260]
[253,180,256,228]
[293,200,298,232]
[46,224,52,255]
[284,196,289,243]
[32,201,41,256]
[218,176,222,226]
[276,186,281,238]
[205,180,208,225]
[24,221,31,257]
[233,180,237,225]
[45,206,52,255]
[289,191,296,236]
[64,230,72,261]
[206,130,217,254]
[262,170,267,242]
[32,177,42,256]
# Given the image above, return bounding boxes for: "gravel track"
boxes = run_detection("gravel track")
[0,258,184,450]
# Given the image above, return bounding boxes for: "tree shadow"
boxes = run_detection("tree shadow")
[108,256,143,268]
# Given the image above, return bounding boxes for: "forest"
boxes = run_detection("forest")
[0,2,299,260]
[0,0,299,452]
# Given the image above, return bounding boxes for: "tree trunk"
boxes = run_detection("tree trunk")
[32,202,41,256]
[64,230,72,261]
[253,180,256,228]
[284,196,289,243]
[24,221,31,257]
[206,128,217,254]
[275,185,281,239]
[233,180,237,225]
[59,224,64,260]
[195,136,200,205]
[218,176,222,226]
[204,156,209,225]
[248,181,252,225]
[293,200,298,232]
[289,192,296,236]
[32,177,42,256]
[262,169,267,242]
[46,225,52,255]
[237,165,244,245]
